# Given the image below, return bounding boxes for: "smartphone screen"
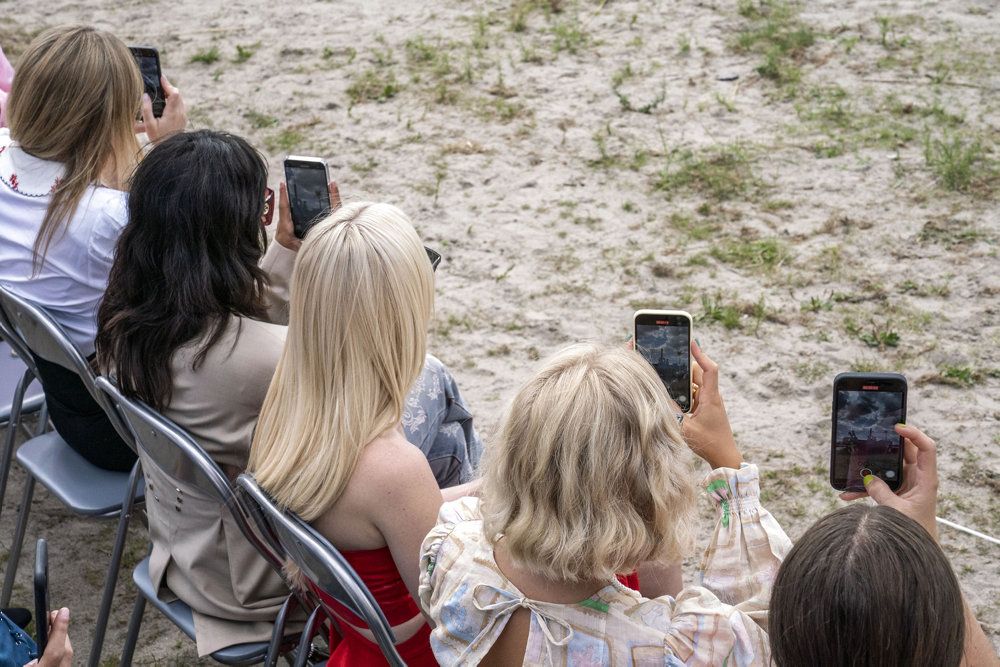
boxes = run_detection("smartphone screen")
[830,373,907,491]
[284,158,331,238]
[129,47,164,117]
[634,311,692,412]
[34,538,49,650]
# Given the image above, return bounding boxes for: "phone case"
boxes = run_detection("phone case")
[33,539,48,650]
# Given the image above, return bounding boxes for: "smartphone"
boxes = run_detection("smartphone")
[34,538,49,651]
[284,156,331,239]
[634,310,693,412]
[129,46,165,117]
[425,247,442,271]
[830,372,907,492]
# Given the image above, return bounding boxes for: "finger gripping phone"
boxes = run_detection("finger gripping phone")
[284,156,332,239]
[34,538,49,650]
[129,46,165,117]
[634,310,693,412]
[830,372,907,492]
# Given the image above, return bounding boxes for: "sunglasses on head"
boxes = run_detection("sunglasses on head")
[262,187,275,226]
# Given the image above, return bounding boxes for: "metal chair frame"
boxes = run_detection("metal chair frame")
[95,377,295,665]
[235,474,406,667]
[0,286,142,667]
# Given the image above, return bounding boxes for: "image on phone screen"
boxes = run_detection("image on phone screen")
[635,319,691,410]
[287,166,331,237]
[131,51,164,117]
[832,386,904,491]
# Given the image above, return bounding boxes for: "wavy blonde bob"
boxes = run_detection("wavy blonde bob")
[481,343,697,582]
[249,202,434,521]
[7,25,142,268]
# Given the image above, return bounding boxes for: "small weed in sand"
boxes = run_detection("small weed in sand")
[190,46,220,64]
[668,212,720,241]
[266,128,304,153]
[734,0,815,87]
[924,134,995,194]
[933,365,981,387]
[346,68,400,107]
[654,143,760,201]
[551,17,588,54]
[917,218,987,248]
[898,278,951,298]
[802,295,834,312]
[243,110,278,129]
[846,318,900,349]
[234,42,260,63]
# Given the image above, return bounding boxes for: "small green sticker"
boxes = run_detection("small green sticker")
[579,598,610,613]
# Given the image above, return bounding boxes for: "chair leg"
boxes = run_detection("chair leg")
[87,460,142,667]
[119,593,146,667]
[32,402,49,437]
[266,595,296,667]
[0,368,31,523]
[292,607,322,667]
[1,475,34,607]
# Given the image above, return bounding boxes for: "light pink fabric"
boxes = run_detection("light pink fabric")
[0,45,14,128]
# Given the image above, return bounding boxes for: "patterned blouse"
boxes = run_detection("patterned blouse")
[418,464,792,666]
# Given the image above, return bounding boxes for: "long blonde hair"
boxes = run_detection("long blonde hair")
[7,25,142,269]
[249,202,434,521]
[481,343,697,582]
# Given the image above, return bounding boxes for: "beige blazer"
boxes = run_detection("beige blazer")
[142,241,295,656]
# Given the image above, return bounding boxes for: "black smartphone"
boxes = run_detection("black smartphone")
[425,247,442,271]
[633,310,693,412]
[284,156,331,239]
[830,372,907,492]
[129,46,165,118]
[34,538,49,651]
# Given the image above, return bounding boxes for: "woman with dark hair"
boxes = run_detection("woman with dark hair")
[770,424,998,667]
[96,129,483,656]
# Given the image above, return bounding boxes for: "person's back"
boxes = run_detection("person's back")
[250,202,479,665]
[0,25,185,471]
[419,342,794,666]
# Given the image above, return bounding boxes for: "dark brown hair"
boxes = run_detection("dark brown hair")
[96,130,269,410]
[770,504,964,667]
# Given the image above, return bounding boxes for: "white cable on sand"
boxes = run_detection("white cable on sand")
[936,517,1000,546]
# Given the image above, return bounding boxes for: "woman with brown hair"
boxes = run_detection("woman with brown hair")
[0,25,186,470]
[770,424,999,667]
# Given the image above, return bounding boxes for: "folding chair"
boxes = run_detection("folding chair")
[235,474,406,667]
[94,377,294,666]
[0,286,144,667]
[0,335,47,519]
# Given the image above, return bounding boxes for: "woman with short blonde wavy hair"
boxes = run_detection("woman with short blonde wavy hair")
[481,343,695,582]
[249,202,479,666]
[419,341,795,666]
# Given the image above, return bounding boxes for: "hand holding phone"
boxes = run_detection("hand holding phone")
[679,340,741,469]
[34,538,49,650]
[839,423,939,540]
[284,157,335,239]
[129,46,187,142]
[830,373,907,492]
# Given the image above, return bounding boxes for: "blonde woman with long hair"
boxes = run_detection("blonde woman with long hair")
[0,25,186,470]
[249,202,479,666]
[419,342,794,665]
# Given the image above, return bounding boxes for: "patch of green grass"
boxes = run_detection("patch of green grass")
[266,128,304,153]
[551,18,588,53]
[733,1,815,87]
[243,110,278,129]
[346,68,400,107]
[668,213,720,241]
[898,278,951,298]
[802,295,834,312]
[845,318,900,349]
[917,217,988,248]
[710,238,789,272]
[924,134,996,194]
[234,42,261,63]
[933,365,981,387]
[190,46,220,64]
[700,293,743,329]
[654,143,760,201]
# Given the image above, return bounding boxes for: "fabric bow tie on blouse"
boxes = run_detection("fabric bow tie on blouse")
[455,583,574,665]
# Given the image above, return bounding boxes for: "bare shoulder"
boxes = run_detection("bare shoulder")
[353,429,437,495]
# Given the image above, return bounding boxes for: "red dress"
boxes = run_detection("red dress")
[316,546,642,666]
[318,546,437,666]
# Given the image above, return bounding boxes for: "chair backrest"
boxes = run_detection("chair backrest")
[0,285,131,443]
[235,474,405,667]
[94,376,284,574]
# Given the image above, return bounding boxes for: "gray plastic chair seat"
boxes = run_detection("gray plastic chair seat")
[132,556,271,665]
[0,393,44,425]
[15,431,144,515]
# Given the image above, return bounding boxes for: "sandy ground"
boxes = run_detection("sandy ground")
[1,0,998,663]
